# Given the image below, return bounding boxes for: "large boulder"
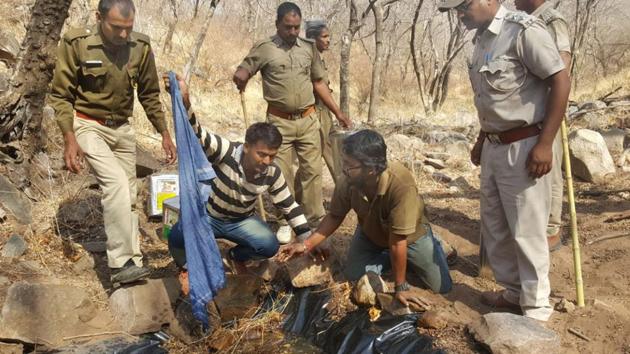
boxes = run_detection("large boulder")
[568,129,616,183]
[0,281,119,347]
[469,313,560,354]
[386,133,425,161]
[109,279,175,335]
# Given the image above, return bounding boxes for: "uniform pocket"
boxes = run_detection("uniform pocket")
[479,57,526,93]
[81,66,108,92]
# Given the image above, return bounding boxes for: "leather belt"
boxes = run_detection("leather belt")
[484,123,542,144]
[267,105,316,120]
[76,111,127,128]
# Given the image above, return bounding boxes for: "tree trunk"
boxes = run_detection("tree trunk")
[183,0,220,83]
[410,0,427,112]
[0,0,73,149]
[367,3,384,124]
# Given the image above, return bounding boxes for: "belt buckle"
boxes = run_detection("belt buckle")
[486,133,502,144]
[290,112,301,120]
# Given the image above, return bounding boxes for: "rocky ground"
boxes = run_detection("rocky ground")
[1,95,630,353]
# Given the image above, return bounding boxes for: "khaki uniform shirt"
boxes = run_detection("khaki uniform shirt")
[329,161,430,248]
[315,57,331,109]
[468,6,565,133]
[49,27,166,134]
[238,35,325,113]
[531,2,571,54]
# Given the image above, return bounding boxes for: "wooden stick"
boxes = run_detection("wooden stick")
[568,327,591,342]
[586,232,630,246]
[240,91,267,222]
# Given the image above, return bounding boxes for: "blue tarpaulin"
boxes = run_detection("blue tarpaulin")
[168,71,225,327]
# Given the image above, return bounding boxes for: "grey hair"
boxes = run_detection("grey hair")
[305,20,327,39]
[98,0,135,18]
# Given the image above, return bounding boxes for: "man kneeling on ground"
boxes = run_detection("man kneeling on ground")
[280,130,452,305]
[165,75,311,279]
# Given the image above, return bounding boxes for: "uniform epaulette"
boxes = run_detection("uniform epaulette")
[131,31,151,45]
[62,27,92,42]
[505,11,537,28]
[539,7,566,26]
[299,37,315,44]
[253,37,274,49]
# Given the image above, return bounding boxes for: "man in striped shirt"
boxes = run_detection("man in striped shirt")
[166,76,311,274]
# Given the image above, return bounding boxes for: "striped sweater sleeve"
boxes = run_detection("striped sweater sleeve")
[188,110,231,164]
[268,166,311,238]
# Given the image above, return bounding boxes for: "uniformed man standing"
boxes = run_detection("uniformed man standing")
[438,0,570,321]
[49,0,176,285]
[233,2,351,241]
[515,0,573,251]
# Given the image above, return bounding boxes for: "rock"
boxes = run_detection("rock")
[567,105,579,116]
[0,206,5,221]
[0,73,8,93]
[579,100,607,111]
[386,134,425,160]
[568,129,616,183]
[109,279,175,335]
[449,176,473,190]
[251,259,279,281]
[352,272,386,306]
[424,158,446,170]
[445,140,471,158]
[214,274,263,321]
[0,275,9,287]
[432,172,453,183]
[424,151,450,161]
[0,175,32,224]
[609,100,630,108]
[0,342,22,354]
[286,256,332,288]
[1,234,27,258]
[418,310,449,329]
[424,130,469,144]
[554,298,575,313]
[600,128,627,156]
[591,299,614,312]
[468,313,560,354]
[0,30,20,64]
[168,301,205,344]
[17,260,44,274]
[422,164,436,174]
[581,112,606,131]
[136,146,160,178]
[0,281,118,347]
[81,241,107,253]
[72,254,95,274]
[376,293,412,316]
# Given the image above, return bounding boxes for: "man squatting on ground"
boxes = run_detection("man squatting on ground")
[164,75,312,280]
[438,0,570,321]
[48,0,177,285]
[280,130,453,306]
[515,0,573,251]
[233,2,351,243]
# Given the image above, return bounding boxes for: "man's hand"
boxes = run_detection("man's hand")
[471,139,484,166]
[162,73,190,109]
[526,141,553,178]
[277,242,307,262]
[162,131,177,164]
[335,111,352,129]
[395,290,431,310]
[232,68,250,92]
[63,132,84,173]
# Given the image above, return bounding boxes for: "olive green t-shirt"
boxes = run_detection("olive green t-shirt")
[49,26,166,134]
[329,161,430,248]
[238,35,326,113]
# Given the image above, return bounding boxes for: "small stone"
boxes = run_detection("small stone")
[0,175,32,224]
[418,310,449,329]
[579,100,607,111]
[432,172,453,183]
[352,272,386,306]
[422,164,436,174]
[592,299,614,312]
[554,298,575,313]
[17,261,43,274]
[286,256,332,288]
[1,234,27,258]
[0,275,10,287]
[0,206,6,221]
[376,293,412,316]
[424,158,446,170]
[600,128,627,157]
[0,342,23,354]
[251,259,279,282]
[469,313,560,354]
[72,254,95,274]
[425,152,450,161]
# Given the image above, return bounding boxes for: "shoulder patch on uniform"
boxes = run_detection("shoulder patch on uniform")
[505,11,537,28]
[132,31,151,45]
[540,7,566,26]
[62,27,91,42]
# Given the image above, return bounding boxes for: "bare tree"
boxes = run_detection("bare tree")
[183,0,221,83]
[410,1,467,113]
[570,0,602,90]
[162,0,180,54]
[0,0,73,152]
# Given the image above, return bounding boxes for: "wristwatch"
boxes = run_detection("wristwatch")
[394,281,411,293]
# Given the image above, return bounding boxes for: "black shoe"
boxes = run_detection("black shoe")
[446,248,458,267]
[110,260,150,285]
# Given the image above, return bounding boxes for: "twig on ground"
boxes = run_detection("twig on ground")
[568,327,592,342]
[586,232,630,246]
[62,331,136,341]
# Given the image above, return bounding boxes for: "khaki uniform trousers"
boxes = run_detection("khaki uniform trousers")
[74,117,142,268]
[548,130,563,236]
[480,135,553,321]
[267,112,325,227]
[318,105,338,183]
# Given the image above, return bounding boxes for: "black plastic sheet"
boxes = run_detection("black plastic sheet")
[283,287,444,354]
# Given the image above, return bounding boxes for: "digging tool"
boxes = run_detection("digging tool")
[560,118,584,307]
[240,91,267,222]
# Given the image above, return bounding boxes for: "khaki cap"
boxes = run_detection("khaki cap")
[437,0,466,12]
